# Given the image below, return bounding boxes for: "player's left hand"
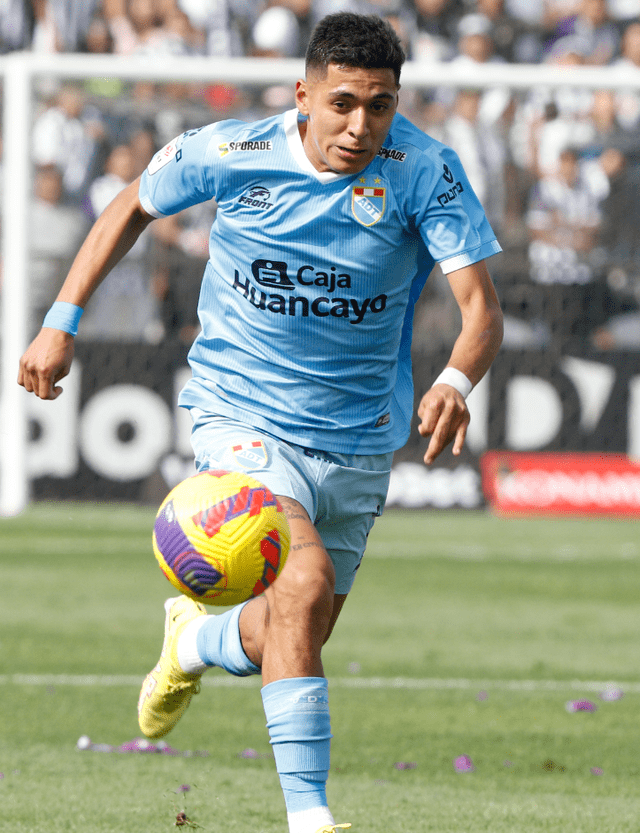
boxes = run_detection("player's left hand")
[417,384,470,465]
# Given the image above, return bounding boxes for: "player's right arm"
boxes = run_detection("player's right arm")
[18,177,154,400]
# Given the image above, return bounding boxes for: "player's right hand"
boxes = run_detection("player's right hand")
[17,328,75,400]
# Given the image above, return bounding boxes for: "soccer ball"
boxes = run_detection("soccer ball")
[152,470,290,606]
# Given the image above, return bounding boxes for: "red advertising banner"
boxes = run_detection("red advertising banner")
[481,451,640,517]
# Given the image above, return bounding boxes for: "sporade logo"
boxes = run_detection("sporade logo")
[233,259,387,325]
[219,139,273,157]
[378,146,406,162]
[239,186,273,210]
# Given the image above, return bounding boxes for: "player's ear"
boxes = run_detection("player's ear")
[295,79,310,115]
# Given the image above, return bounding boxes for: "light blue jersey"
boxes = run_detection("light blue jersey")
[139,109,501,455]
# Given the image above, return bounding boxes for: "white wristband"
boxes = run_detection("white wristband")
[432,367,473,399]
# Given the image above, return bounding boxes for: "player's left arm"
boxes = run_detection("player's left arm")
[418,259,503,465]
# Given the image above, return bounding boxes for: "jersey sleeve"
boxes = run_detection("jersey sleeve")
[408,144,501,275]
[139,123,220,218]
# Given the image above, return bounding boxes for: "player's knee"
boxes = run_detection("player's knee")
[270,559,335,632]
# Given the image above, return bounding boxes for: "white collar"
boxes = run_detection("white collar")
[283,108,352,184]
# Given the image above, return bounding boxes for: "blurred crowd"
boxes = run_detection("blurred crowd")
[7,0,640,350]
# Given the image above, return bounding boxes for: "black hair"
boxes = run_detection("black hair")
[305,13,405,86]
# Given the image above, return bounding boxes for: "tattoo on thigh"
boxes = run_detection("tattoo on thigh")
[291,541,322,552]
[277,496,309,522]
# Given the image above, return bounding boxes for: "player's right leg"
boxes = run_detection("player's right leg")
[137,595,208,739]
[137,589,265,739]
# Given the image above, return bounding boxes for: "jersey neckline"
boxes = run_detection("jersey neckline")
[283,108,353,185]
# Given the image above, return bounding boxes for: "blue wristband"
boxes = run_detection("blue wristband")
[42,302,83,336]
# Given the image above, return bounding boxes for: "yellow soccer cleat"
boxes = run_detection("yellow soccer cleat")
[315,826,352,833]
[137,595,207,739]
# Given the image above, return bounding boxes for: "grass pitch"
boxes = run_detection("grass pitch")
[1,504,639,832]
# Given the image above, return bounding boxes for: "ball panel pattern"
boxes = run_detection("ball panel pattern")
[253,529,283,596]
[153,498,224,597]
[152,470,290,606]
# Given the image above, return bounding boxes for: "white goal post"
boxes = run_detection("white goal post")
[1,52,640,516]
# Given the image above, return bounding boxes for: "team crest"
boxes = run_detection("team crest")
[352,185,386,227]
[231,440,268,469]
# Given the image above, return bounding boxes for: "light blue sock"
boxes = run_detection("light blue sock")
[195,602,260,677]
[262,677,332,813]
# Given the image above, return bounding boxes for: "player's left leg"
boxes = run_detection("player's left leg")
[237,591,348,668]
[236,443,390,833]
[255,449,390,833]
[256,500,339,833]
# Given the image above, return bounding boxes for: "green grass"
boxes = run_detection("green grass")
[1,504,639,832]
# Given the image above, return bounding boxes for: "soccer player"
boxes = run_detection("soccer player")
[18,12,503,833]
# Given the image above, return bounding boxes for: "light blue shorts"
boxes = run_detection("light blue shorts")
[189,411,392,594]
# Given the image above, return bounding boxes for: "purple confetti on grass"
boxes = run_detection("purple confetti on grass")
[590,767,604,776]
[454,755,475,772]
[118,738,157,753]
[238,748,272,759]
[565,699,597,712]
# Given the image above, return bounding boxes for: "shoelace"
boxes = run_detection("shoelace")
[164,679,201,696]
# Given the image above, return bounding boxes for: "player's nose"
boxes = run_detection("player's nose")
[347,107,370,139]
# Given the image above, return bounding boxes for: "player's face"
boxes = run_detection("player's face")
[296,64,399,175]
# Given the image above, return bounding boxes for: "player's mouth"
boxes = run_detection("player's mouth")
[337,146,369,160]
